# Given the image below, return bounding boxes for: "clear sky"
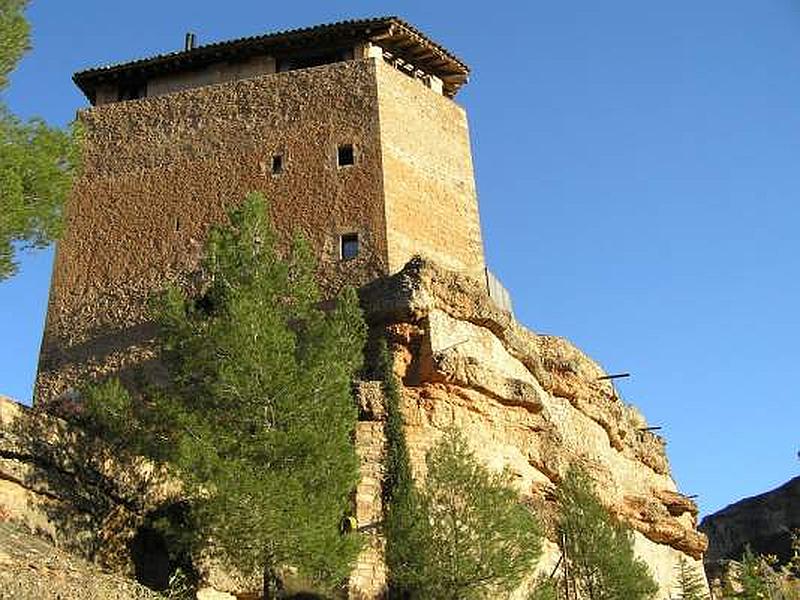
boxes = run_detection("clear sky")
[1,1,798,518]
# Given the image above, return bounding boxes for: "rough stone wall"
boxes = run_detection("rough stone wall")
[349,385,388,598]
[38,54,490,407]
[360,258,709,599]
[36,59,389,406]
[375,61,486,284]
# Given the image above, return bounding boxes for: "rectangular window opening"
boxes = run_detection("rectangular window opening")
[337,144,355,167]
[340,233,359,261]
[271,154,283,175]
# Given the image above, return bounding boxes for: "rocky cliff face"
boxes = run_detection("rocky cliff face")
[352,258,708,599]
[700,476,800,565]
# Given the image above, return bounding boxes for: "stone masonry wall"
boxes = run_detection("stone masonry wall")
[37,59,389,406]
[349,392,388,599]
[375,61,486,284]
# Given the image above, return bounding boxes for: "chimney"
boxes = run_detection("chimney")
[184,32,197,51]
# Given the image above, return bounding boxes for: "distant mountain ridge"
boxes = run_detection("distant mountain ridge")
[700,476,800,565]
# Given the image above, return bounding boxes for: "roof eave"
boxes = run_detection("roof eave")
[73,16,471,102]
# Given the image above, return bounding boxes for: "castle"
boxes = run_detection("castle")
[36,17,509,406]
[26,17,709,598]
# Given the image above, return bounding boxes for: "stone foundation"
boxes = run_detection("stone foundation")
[348,412,387,598]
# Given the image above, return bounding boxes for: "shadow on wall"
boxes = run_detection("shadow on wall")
[35,319,166,410]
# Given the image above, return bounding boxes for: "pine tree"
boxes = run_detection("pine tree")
[0,0,79,279]
[390,425,542,599]
[674,556,709,600]
[84,193,366,597]
[728,546,777,600]
[381,339,427,598]
[557,467,658,600]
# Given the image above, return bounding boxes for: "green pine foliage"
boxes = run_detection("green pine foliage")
[391,425,543,599]
[380,340,428,598]
[379,340,413,512]
[0,0,28,90]
[716,539,800,600]
[726,546,778,600]
[790,531,800,578]
[0,0,79,279]
[557,467,659,600]
[381,344,542,599]
[675,556,709,600]
[526,577,559,600]
[84,193,366,597]
[783,531,800,597]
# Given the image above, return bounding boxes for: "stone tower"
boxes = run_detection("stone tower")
[21,18,710,599]
[36,17,493,405]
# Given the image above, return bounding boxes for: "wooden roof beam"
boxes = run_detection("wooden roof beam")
[396,45,438,64]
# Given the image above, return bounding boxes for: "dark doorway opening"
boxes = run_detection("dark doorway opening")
[130,524,171,590]
[130,502,197,592]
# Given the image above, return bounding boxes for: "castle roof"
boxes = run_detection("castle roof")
[73,16,470,101]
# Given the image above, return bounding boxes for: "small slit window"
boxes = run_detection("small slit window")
[271,154,283,175]
[340,233,359,261]
[337,144,355,167]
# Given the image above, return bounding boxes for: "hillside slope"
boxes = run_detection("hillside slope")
[0,517,160,600]
[700,476,800,564]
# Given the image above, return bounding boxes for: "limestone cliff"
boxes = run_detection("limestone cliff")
[351,257,708,599]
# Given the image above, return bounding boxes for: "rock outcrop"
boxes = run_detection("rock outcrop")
[354,257,708,598]
[0,396,256,596]
[700,476,800,565]
[0,395,182,577]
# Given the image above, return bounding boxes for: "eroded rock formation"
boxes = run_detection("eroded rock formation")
[0,396,180,574]
[0,396,257,596]
[351,257,708,598]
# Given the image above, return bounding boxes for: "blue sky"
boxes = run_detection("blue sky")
[1,1,798,517]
